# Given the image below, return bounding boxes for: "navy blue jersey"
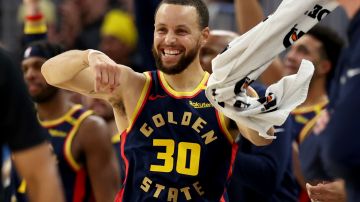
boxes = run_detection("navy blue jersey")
[112,132,125,187]
[11,105,94,202]
[290,100,328,144]
[116,71,237,202]
[289,101,328,201]
[43,105,94,202]
[322,10,360,202]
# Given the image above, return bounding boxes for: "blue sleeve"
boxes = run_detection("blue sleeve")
[231,119,293,196]
[299,133,332,181]
[322,73,360,180]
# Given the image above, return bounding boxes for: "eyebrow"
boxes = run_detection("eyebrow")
[297,44,310,53]
[155,23,190,29]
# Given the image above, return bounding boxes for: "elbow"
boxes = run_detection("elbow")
[254,127,275,146]
[41,58,70,86]
[41,60,58,85]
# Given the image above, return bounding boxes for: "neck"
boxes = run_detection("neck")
[37,91,73,121]
[163,57,205,92]
[299,77,328,107]
[340,1,360,18]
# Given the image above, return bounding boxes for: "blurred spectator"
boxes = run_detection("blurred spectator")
[200,29,237,73]
[73,0,109,49]
[321,1,360,202]
[100,9,141,71]
[132,0,161,70]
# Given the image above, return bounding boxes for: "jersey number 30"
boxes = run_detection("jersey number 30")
[150,139,201,176]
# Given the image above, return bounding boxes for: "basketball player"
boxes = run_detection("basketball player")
[11,1,120,201]
[17,40,120,202]
[41,0,273,201]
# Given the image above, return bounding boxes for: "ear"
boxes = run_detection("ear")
[200,27,210,46]
[318,59,332,75]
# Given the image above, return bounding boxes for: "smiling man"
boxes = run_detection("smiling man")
[41,0,272,201]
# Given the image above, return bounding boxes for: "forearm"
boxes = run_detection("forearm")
[235,0,264,34]
[242,127,273,146]
[42,49,90,85]
[13,143,65,202]
[90,160,120,202]
[237,87,274,146]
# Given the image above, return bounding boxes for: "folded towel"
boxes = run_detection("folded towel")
[205,0,338,139]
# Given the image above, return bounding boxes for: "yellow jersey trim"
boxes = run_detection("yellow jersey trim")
[217,112,234,144]
[112,133,121,143]
[126,72,152,132]
[294,115,309,125]
[292,99,328,114]
[298,112,323,143]
[64,110,93,171]
[40,105,83,127]
[17,180,27,193]
[159,71,209,97]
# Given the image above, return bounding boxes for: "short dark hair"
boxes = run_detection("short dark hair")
[307,25,344,88]
[23,40,64,60]
[155,0,209,29]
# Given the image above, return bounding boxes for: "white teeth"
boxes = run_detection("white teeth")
[164,49,180,55]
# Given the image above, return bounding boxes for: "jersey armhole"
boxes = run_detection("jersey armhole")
[63,110,93,171]
[125,72,152,132]
[215,110,234,144]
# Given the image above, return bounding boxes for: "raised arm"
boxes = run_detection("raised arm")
[234,86,274,146]
[234,0,284,86]
[234,0,264,34]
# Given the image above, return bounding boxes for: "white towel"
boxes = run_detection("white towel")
[205,0,338,139]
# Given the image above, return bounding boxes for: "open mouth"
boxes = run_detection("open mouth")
[161,48,183,63]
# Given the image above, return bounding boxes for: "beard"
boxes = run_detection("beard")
[152,43,200,75]
[31,85,59,103]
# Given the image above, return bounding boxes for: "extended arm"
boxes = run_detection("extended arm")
[234,0,264,34]
[42,49,137,100]
[236,86,274,146]
[234,0,284,86]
